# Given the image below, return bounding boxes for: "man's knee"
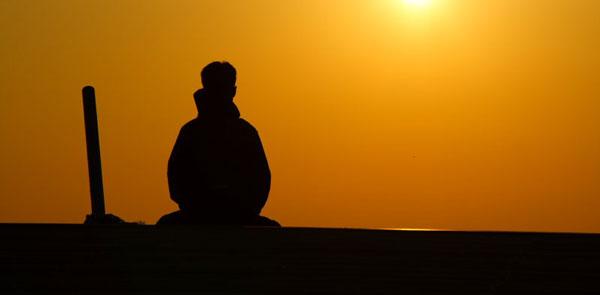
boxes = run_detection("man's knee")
[249,215,281,227]
[156,211,186,225]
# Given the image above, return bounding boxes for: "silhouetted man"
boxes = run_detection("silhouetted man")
[158,62,279,226]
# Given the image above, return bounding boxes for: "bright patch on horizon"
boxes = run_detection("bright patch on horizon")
[404,0,431,8]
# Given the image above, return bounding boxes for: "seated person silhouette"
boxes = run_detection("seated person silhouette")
[157,61,279,226]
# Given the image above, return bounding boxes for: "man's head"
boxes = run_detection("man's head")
[201,61,237,99]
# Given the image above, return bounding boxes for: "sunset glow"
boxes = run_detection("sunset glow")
[1,0,600,233]
[403,0,431,8]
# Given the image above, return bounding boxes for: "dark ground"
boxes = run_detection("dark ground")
[1,224,599,294]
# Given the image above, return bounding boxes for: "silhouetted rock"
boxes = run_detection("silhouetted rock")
[84,213,126,225]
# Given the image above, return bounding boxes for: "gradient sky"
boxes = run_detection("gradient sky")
[1,0,599,232]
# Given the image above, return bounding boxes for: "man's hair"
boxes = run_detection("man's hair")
[201,61,237,90]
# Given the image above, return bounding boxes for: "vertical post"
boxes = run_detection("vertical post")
[82,86,106,217]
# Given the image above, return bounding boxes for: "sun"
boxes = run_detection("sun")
[403,0,431,8]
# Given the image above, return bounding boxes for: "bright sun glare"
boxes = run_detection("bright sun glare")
[404,0,431,8]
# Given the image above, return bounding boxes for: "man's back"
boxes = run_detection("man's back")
[167,116,271,221]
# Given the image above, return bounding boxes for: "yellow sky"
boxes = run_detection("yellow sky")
[1,0,599,232]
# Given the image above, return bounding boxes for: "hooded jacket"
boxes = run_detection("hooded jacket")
[167,89,271,220]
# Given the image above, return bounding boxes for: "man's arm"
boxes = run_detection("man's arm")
[167,124,191,206]
[248,127,271,215]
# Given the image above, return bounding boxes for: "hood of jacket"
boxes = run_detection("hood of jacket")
[194,89,240,120]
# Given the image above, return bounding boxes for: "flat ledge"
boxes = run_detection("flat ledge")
[2,223,599,294]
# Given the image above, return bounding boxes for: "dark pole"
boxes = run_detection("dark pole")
[82,86,106,217]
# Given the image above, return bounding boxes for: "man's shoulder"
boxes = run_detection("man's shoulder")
[179,118,257,134]
[238,118,257,131]
[180,118,201,132]
[237,118,262,137]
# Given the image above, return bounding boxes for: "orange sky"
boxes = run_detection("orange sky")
[1,0,599,232]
